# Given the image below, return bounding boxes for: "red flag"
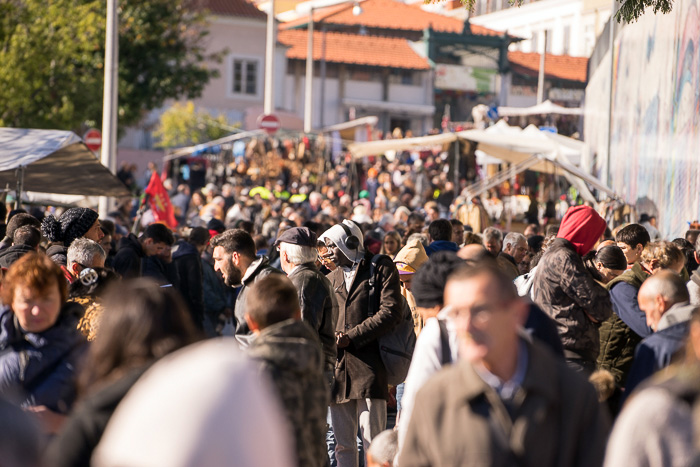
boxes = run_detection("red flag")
[144,172,177,229]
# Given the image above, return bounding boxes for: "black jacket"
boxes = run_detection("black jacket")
[0,244,35,268]
[234,256,283,348]
[46,243,69,267]
[112,234,145,279]
[172,240,204,329]
[531,238,613,362]
[45,366,149,467]
[288,262,338,371]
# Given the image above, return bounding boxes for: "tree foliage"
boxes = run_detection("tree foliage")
[0,0,221,132]
[615,0,673,23]
[441,0,673,24]
[153,101,239,149]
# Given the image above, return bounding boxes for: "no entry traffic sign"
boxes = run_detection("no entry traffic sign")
[84,128,102,152]
[258,114,281,135]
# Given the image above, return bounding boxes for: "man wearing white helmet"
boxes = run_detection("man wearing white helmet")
[318,220,403,467]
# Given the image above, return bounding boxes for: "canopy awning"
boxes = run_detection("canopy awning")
[322,116,378,133]
[497,99,583,117]
[164,129,267,161]
[348,132,458,159]
[349,120,619,201]
[342,98,435,116]
[0,128,130,197]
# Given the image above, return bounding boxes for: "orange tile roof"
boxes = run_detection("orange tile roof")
[281,0,503,36]
[508,51,588,83]
[200,0,267,19]
[278,29,431,69]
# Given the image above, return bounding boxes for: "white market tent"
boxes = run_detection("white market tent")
[0,128,130,201]
[497,99,584,117]
[347,121,619,203]
[348,133,460,160]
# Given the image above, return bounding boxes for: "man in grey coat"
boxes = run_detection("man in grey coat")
[276,226,338,377]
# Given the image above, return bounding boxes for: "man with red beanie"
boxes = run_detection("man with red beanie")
[532,205,612,374]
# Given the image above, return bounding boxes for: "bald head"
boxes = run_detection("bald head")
[458,244,488,264]
[639,270,689,305]
[638,270,690,331]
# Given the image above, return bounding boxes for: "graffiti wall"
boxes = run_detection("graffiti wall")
[584,0,700,238]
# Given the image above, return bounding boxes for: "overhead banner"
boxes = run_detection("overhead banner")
[434,64,497,94]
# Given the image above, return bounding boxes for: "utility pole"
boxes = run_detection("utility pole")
[605,1,616,189]
[304,8,314,133]
[536,30,547,104]
[99,0,118,218]
[264,0,276,115]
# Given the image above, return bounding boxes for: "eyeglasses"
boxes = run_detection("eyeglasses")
[447,301,509,327]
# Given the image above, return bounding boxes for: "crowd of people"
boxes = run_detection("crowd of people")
[1,152,700,467]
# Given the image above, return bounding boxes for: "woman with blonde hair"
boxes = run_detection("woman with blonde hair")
[380,231,402,259]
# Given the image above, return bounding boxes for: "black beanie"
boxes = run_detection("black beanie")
[41,207,98,246]
[412,251,465,308]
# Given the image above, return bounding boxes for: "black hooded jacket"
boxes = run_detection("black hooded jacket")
[112,234,145,279]
[0,244,35,268]
[172,240,204,329]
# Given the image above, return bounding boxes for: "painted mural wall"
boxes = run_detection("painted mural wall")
[584,0,700,238]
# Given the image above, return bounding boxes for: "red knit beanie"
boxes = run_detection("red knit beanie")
[557,205,606,255]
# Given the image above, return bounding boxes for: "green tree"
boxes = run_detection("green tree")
[448,0,673,23]
[0,0,221,131]
[153,101,239,148]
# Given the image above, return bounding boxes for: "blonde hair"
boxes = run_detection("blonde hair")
[641,241,684,269]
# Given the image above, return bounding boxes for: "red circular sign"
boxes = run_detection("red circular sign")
[84,128,102,152]
[258,114,281,135]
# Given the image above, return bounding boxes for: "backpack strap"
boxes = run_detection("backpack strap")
[438,318,451,365]
[367,254,386,318]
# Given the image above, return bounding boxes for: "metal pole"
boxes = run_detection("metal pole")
[605,1,616,189]
[536,30,547,104]
[264,0,276,115]
[99,0,119,218]
[14,167,24,210]
[303,8,314,133]
[453,139,460,190]
[319,23,327,128]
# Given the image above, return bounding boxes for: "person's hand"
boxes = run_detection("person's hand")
[25,405,66,434]
[336,332,350,348]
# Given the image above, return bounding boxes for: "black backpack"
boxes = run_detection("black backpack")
[368,254,416,386]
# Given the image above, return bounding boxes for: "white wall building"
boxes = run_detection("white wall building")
[433,0,611,58]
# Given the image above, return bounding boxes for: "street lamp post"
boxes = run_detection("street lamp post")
[304,2,363,134]
[99,0,118,218]
[264,0,276,115]
[303,7,314,133]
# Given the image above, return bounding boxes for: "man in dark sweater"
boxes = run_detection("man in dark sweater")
[112,224,173,279]
[211,229,281,348]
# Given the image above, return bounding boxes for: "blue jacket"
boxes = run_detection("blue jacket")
[609,281,652,338]
[424,240,459,257]
[0,306,87,413]
[625,302,697,396]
